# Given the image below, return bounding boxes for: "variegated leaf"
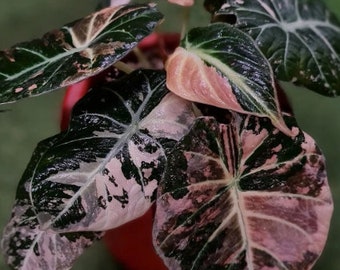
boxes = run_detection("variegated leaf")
[1,136,103,270]
[205,0,340,96]
[166,23,295,136]
[98,0,131,10]
[0,4,163,104]
[1,207,103,270]
[153,114,333,270]
[111,0,131,6]
[4,70,197,234]
[1,69,198,269]
[168,0,195,6]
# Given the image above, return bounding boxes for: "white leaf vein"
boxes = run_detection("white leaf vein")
[42,79,158,229]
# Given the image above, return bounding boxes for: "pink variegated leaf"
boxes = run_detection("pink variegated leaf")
[168,0,195,6]
[22,70,197,232]
[153,114,333,270]
[110,0,131,6]
[1,70,198,269]
[166,23,296,137]
[1,200,103,270]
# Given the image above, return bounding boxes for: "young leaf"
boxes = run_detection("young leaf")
[153,114,333,270]
[0,4,163,104]
[168,0,195,7]
[205,0,340,96]
[110,0,131,6]
[166,23,295,136]
[97,0,131,10]
[4,70,197,235]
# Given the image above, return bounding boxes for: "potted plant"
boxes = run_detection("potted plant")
[0,0,339,269]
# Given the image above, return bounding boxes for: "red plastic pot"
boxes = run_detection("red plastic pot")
[60,33,179,270]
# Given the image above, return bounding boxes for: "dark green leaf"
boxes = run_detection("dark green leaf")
[205,0,340,96]
[153,114,333,270]
[166,23,294,136]
[0,4,163,104]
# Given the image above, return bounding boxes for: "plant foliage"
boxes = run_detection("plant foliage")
[166,23,294,136]
[0,0,338,269]
[0,4,163,104]
[204,0,340,96]
[1,69,198,269]
[153,114,332,269]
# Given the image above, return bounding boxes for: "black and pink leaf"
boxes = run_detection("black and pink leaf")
[153,113,333,270]
[1,69,198,269]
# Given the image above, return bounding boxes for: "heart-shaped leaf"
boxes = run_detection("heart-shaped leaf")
[153,114,333,269]
[3,70,197,234]
[1,70,198,269]
[205,0,340,96]
[166,23,295,136]
[0,4,163,104]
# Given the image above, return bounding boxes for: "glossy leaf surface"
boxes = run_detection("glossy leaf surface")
[205,0,340,96]
[166,23,294,136]
[153,115,333,270]
[1,134,103,270]
[29,70,196,232]
[0,4,163,104]
[1,200,102,270]
[1,70,197,269]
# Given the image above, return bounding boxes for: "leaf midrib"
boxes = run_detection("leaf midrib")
[4,46,85,81]
[187,46,278,121]
[45,76,165,231]
[46,123,137,230]
[3,6,158,83]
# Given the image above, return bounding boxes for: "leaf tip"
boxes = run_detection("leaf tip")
[272,116,299,138]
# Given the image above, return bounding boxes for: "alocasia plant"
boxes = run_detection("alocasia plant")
[0,0,339,269]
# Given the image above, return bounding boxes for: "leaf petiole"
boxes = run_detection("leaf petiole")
[113,61,135,74]
[180,6,191,39]
[133,47,152,69]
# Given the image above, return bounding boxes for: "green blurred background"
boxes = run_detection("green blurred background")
[0,0,339,269]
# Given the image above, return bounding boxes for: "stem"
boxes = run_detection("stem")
[180,6,191,39]
[113,61,134,74]
[133,47,152,69]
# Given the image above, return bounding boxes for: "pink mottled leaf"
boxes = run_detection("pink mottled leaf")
[153,114,333,270]
[166,23,295,136]
[1,70,198,269]
[110,0,131,6]
[1,201,103,270]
